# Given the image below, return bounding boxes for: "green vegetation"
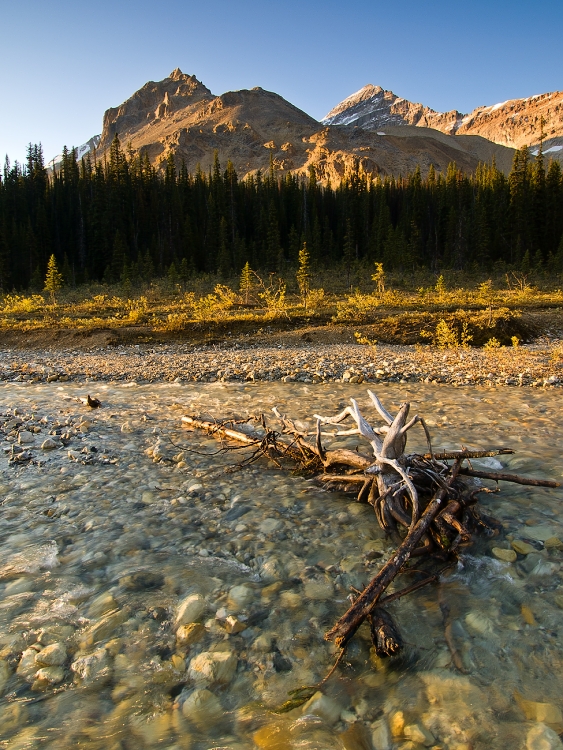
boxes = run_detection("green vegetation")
[296,243,311,310]
[1,140,562,294]
[43,254,64,304]
[1,140,562,348]
[0,266,560,350]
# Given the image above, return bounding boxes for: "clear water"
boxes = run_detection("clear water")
[0,381,562,749]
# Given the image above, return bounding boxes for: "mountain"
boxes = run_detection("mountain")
[48,134,101,170]
[55,69,517,182]
[323,85,563,162]
[322,85,461,133]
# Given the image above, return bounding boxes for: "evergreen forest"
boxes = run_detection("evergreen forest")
[1,135,562,292]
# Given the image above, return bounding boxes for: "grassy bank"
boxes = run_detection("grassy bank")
[1,268,562,350]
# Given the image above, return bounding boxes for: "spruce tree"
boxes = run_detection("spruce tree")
[179,257,190,290]
[239,261,255,304]
[343,219,354,289]
[44,254,64,304]
[296,242,311,310]
[167,261,179,291]
[372,262,386,297]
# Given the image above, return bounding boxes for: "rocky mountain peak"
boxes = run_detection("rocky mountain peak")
[323,85,563,157]
[322,84,459,132]
[99,70,213,148]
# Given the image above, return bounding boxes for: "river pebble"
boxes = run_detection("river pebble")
[492,547,517,563]
[34,642,66,666]
[1,339,562,389]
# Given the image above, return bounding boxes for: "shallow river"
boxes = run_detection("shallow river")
[0,381,562,750]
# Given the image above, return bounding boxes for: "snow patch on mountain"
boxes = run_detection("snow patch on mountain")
[48,135,101,170]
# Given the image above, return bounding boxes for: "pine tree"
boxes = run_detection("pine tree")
[371,262,386,297]
[167,261,179,291]
[343,219,354,289]
[296,242,311,310]
[0,230,9,292]
[239,261,256,304]
[179,257,190,290]
[110,231,128,283]
[217,217,231,277]
[44,254,64,304]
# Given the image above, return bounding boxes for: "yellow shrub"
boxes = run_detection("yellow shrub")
[425,319,473,349]
[126,296,149,324]
[213,284,240,307]
[162,312,191,331]
[354,331,377,350]
[258,278,288,319]
[335,291,380,321]
[305,288,325,313]
[2,294,44,314]
[484,337,501,349]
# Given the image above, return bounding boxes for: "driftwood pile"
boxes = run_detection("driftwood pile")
[182,390,559,666]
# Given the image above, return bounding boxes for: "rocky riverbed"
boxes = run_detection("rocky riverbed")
[0,380,562,749]
[1,339,563,388]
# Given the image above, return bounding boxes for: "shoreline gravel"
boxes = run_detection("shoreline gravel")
[1,339,562,388]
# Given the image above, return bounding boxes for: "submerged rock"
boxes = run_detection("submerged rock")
[526,723,563,750]
[120,570,164,591]
[492,547,517,563]
[511,539,536,555]
[188,650,238,685]
[34,642,66,667]
[33,666,64,686]
[175,593,206,626]
[176,622,206,647]
[404,722,435,746]
[227,584,254,610]
[0,660,11,694]
[16,648,41,680]
[182,688,222,725]
[301,691,342,724]
[517,695,563,727]
[71,648,112,687]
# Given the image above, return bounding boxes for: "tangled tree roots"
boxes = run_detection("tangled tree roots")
[182,391,559,665]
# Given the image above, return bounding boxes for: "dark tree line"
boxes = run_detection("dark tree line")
[1,135,562,291]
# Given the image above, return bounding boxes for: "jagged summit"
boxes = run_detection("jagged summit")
[322,85,461,133]
[324,84,384,115]
[99,70,213,149]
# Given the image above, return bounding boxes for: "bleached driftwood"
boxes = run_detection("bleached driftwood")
[182,391,560,665]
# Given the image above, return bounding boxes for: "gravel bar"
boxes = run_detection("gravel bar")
[1,340,562,388]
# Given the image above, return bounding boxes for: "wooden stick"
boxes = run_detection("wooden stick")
[181,416,260,445]
[459,467,560,488]
[377,573,440,605]
[416,449,514,461]
[319,474,367,483]
[325,459,463,649]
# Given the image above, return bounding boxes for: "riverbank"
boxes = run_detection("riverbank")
[1,335,562,389]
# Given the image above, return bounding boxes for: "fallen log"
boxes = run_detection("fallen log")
[181,415,261,445]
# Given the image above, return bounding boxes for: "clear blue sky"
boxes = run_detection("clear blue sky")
[2,0,562,165]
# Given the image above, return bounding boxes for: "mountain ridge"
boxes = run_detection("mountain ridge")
[50,69,522,181]
[323,84,563,159]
